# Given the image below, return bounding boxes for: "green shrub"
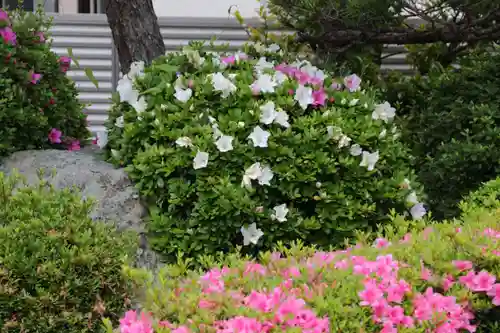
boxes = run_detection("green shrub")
[0,8,89,158]
[115,201,499,333]
[0,172,137,333]
[384,50,500,219]
[105,43,424,261]
[460,177,500,214]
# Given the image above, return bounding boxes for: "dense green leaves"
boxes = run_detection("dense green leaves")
[0,172,137,333]
[384,50,500,219]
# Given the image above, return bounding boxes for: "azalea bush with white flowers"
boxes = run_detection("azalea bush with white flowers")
[105,42,424,261]
[0,8,89,158]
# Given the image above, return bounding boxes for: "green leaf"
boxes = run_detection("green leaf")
[67,47,80,67]
[154,64,179,73]
[84,68,99,89]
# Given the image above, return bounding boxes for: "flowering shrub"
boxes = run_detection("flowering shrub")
[113,197,499,333]
[0,9,89,158]
[0,171,137,333]
[104,42,423,261]
[384,50,500,219]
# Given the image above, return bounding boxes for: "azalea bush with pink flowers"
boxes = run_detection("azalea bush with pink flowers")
[104,41,424,262]
[111,192,499,333]
[0,8,89,158]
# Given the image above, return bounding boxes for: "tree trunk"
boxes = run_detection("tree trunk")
[105,0,166,74]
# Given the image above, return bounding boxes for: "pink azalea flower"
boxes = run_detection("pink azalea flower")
[460,270,496,292]
[58,56,72,72]
[48,128,62,144]
[343,74,361,92]
[244,262,267,276]
[373,237,391,249]
[0,9,9,22]
[487,284,500,306]
[30,72,42,84]
[452,260,473,272]
[172,326,190,333]
[221,55,236,64]
[68,140,81,151]
[359,281,384,306]
[35,31,45,43]
[312,89,327,106]
[1,26,17,45]
[442,274,456,291]
[119,310,153,333]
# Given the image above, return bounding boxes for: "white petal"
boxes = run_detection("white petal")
[96,131,108,149]
[349,144,362,156]
[274,111,290,128]
[115,116,124,128]
[215,135,234,152]
[406,191,419,205]
[248,126,270,148]
[176,136,193,147]
[259,101,276,125]
[410,203,426,220]
[258,165,274,185]
[272,204,289,222]
[174,88,192,103]
[193,151,209,169]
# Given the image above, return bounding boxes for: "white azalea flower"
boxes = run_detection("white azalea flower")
[372,102,396,123]
[271,204,289,222]
[215,135,234,152]
[254,57,274,72]
[128,61,145,78]
[258,165,274,185]
[251,74,277,93]
[294,85,314,110]
[174,88,192,103]
[274,71,287,84]
[360,151,380,171]
[259,101,276,125]
[212,124,223,139]
[211,73,236,98]
[176,136,193,147]
[132,96,147,113]
[406,191,419,205]
[248,126,270,148]
[96,131,108,149]
[117,76,134,103]
[193,151,209,169]
[338,135,352,148]
[410,203,426,220]
[240,223,264,246]
[115,116,124,128]
[274,110,290,128]
[349,144,362,156]
[242,162,262,188]
[266,43,280,53]
[327,126,342,140]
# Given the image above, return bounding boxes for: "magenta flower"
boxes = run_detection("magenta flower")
[452,260,473,272]
[58,56,72,72]
[68,140,81,151]
[487,284,500,306]
[30,72,42,84]
[35,31,45,43]
[48,128,62,144]
[0,26,17,45]
[0,9,9,23]
[221,55,236,65]
[344,74,361,92]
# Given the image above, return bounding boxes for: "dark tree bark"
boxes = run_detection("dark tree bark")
[105,0,166,74]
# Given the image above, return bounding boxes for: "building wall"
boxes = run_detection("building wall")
[55,0,260,16]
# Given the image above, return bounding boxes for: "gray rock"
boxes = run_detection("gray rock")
[0,149,162,271]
